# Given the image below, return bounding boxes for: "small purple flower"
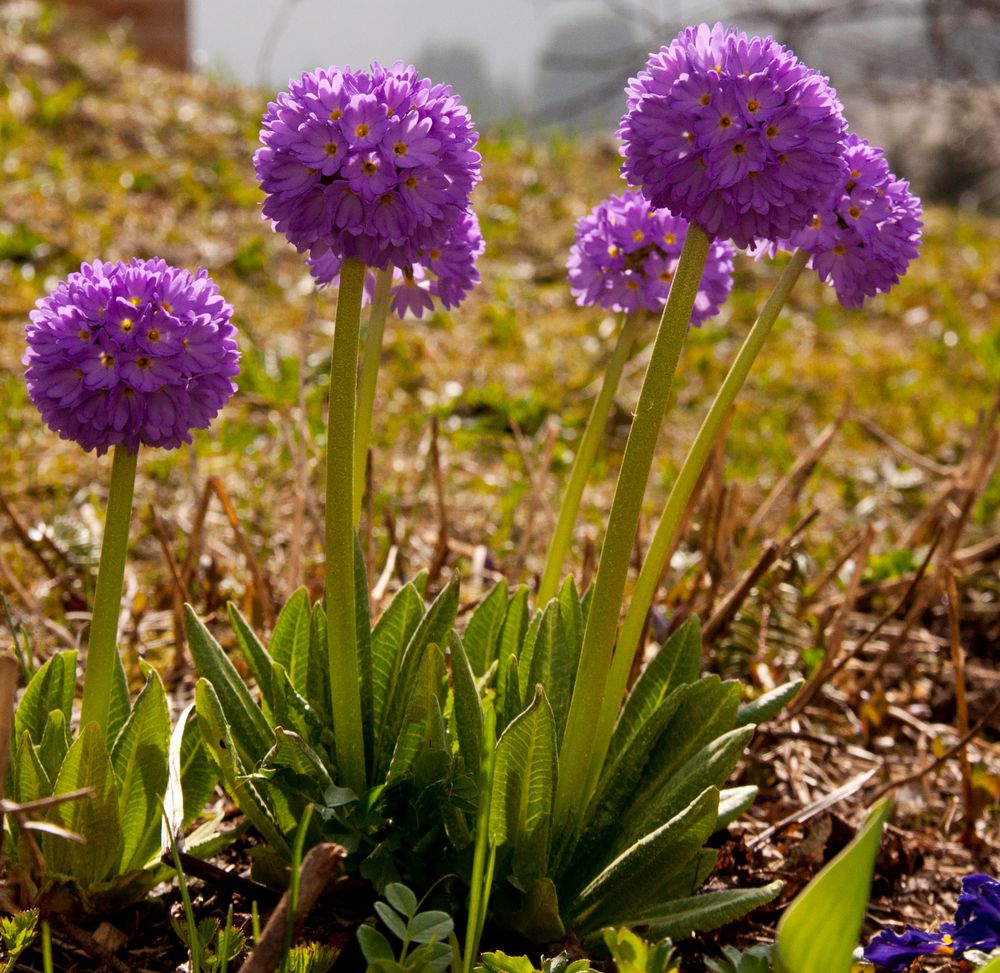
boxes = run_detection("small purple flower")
[309,206,484,319]
[24,259,239,455]
[785,135,922,308]
[863,925,958,971]
[953,874,1000,953]
[256,62,480,271]
[566,190,735,323]
[619,23,849,248]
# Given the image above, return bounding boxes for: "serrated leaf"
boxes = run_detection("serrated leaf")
[14,730,50,805]
[448,632,483,778]
[499,585,530,667]
[774,798,893,973]
[112,665,170,871]
[14,650,76,745]
[608,617,702,769]
[383,882,418,918]
[385,646,445,785]
[44,721,123,887]
[632,881,783,940]
[497,654,522,734]
[481,951,536,973]
[463,581,509,677]
[185,607,273,767]
[267,587,311,674]
[735,680,803,727]
[193,679,290,856]
[489,686,557,887]
[228,602,274,707]
[525,603,571,742]
[371,583,424,741]
[36,709,70,785]
[570,787,719,930]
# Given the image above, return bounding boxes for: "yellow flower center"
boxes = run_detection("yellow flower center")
[100,352,115,368]
[699,93,710,107]
[404,176,417,189]
[811,215,822,228]
[848,206,861,219]
[765,124,779,139]
[78,329,90,340]
[664,232,676,244]
[355,122,370,138]
[329,108,343,121]
[161,301,173,313]
[130,296,141,306]
[747,98,760,113]
[137,356,151,369]
[393,142,408,156]
[147,328,160,342]
[632,230,644,242]
[607,245,618,258]
[362,160,378,175]
[120,318,134,333]
[429,248,441,260]
[324,142,339,156]
[732,142,746,155]
[719,115,733,129]
[833,243,845,255]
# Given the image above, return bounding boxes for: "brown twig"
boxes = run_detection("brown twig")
[867,694,1000,803]
[0,488,78,600]
[57,917,133,973]
[702,540,779,645]
[237,843,346,973]
[149,505,190,681]
[425,416,450,587]
[852,410,953,477]
[160,850,281,904]
[945,571,973,843]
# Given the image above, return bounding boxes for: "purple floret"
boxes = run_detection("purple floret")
[863,925,958,971]
[953,873,1000,953]
[619,23,849,248]
[566,189,735,323]
[309,205,484,319]
[784,134,922,308]
[24,259,239,455]
[256,62,481,271]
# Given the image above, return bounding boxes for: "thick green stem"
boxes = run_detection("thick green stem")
[325,256,367,794]
[589,247,810,793]
[79,444,138,736]
[536,311,643,608]
[353,267,394,527]
[554,227,711,829]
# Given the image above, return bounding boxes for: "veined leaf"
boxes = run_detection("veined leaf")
[185,606,273,768]
[497,654,522,734]
[463,581,509,677]
[499,586,530,669]
[111,664,170,872]
[194,679,291,855]
[45,721,123,888]
[36,709,70,785]
[262,727,334,796]
[608,617,702,770]
[631,881,783,940]
[570,787,719,930]
[267,587,310,676]
[14,650,76,745]
[13,729,50,805]
[524,602,571,742]
[448,632,483,778]
[516,611,543,708]
[735,680,803,728]
[774,798,893,973]
[370,583,424,743]
[488,686,557,888]
[106,651,130,750]
[163,702,218,850]
[269,661,323,748]
[717,786,759,829]
[385,645,445,785]
[557,576,584,696]
[229,601,274,707]
[308,602,331,725]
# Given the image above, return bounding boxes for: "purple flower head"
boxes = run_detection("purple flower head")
[256,62,481,271]
[309,206,484,319]
[863,925,958,972]
[619,23,849,248]
[953,874,1000,953]
[784,135,922,308]
[567,190,735,323]
[24,259,239,455]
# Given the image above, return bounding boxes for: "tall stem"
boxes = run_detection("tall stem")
[353,268,394,528]
[590,247,810,792]
[554,226,710,829]
[79,444,138,736]
[536,311,643,608]
[325,256,367,794]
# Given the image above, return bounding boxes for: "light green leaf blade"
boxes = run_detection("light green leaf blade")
[448,632,483,778]
[631,881,783,940]
[111,665,170,871]
[463,581,509,677]
[14,650,76,745]
[267,586,310,674]
[370,583,424,742]
[774,798,893,973]
[735,680,804,728]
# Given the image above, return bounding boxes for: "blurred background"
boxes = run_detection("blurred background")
[62,0,1000,211]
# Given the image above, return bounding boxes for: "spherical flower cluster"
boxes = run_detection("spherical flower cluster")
[24,259,239,455]
[567,190,735,323]
[784,134,922,308]
[255,62,481,271]
[309,206,484,319]
[619,23,849,248]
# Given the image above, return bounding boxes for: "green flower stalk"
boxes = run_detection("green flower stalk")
[79,444,137,734]
[353,267,395,527]
[554,226,711,830]
[325,256,368,794]
[536,311,642,608]
[587,247,810,795]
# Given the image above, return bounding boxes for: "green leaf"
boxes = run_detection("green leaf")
[14,650,76,745]
[480,951,536,973]
[371,583,425,743]
[774,798,893,973]
[106,651,131,750]
[507,876,565,943]
[267,587,311,674]
[229,601,275,706]
[608,617,702,769]
[632,881,783,940]
[111,665,170,871]
[385,645,446,785]
[408,910,454,944]
[489,686,558,887]
[261,727,333,796]
[13,729,50,805]
[36,709,70,785]
[735,680,803,728]
[374,900,409,941]
[44,721,123,887]
[268,661,323,746]
[357,924,395,963]
[524,602,571,742]
[463,581,509,677]
[355,534,374,774]
[497,653,522,734]
[977,955,1000,973]
[570,787,719,930]
[717,786,759,829]
[383,882,418,918]
[308,602,332,725]
[448,632,483,778]
[194,679,290,855]
[499,585,530,668]
[185,606,273,767]
[602,927,676,973]
[557,576,584,695]
[163,702,218,844]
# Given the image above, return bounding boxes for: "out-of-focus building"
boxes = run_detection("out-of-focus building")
[63,0,188,69]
